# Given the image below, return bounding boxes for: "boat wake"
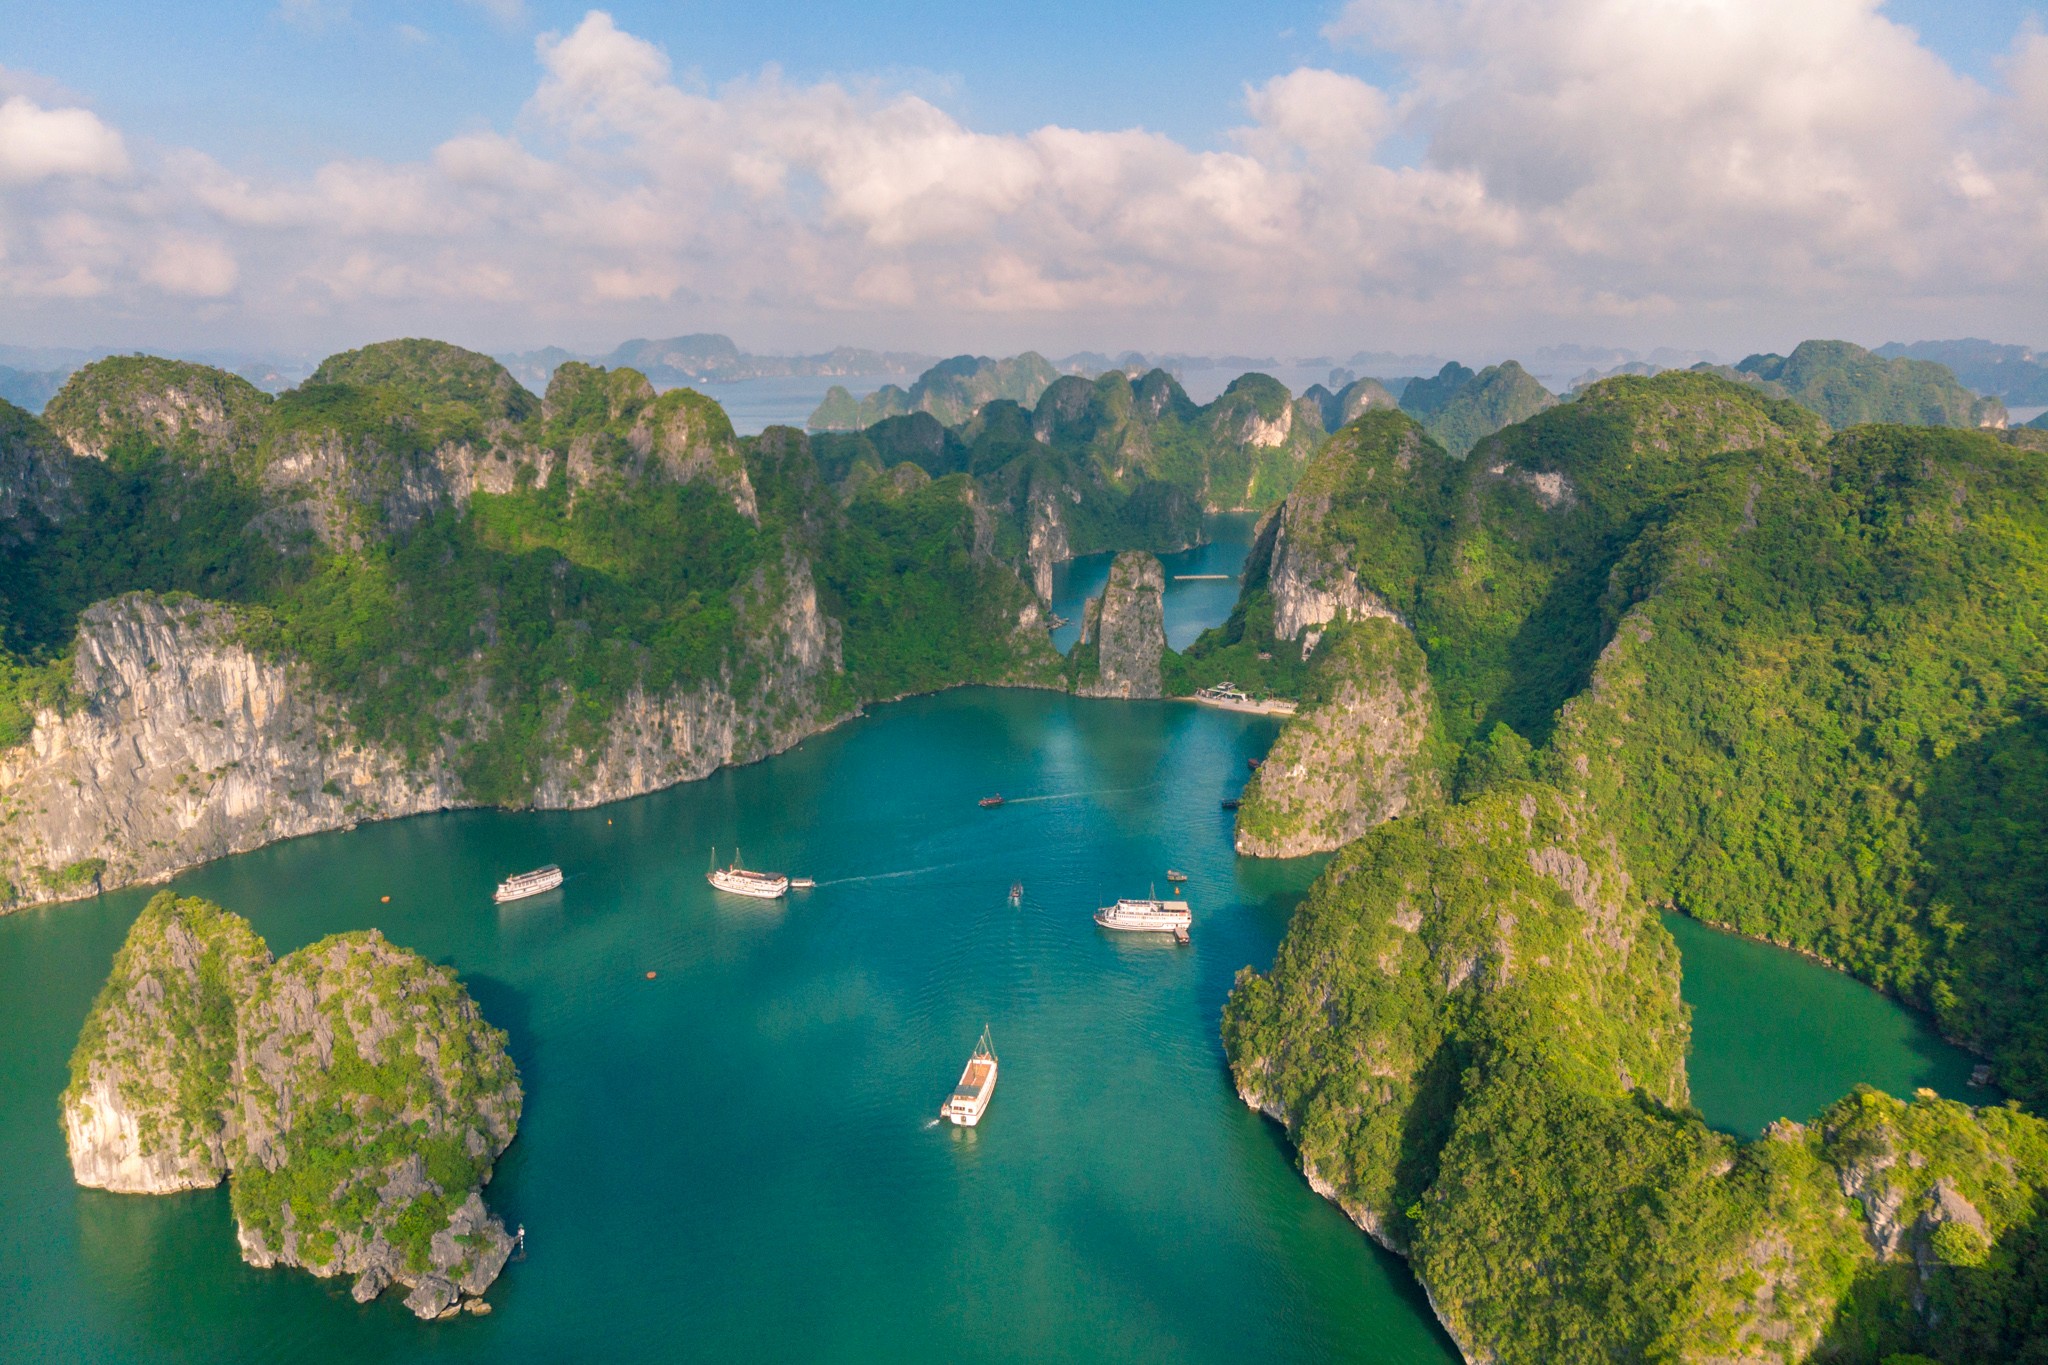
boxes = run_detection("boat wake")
[812,862,963,888]
[1001,784,1155,806]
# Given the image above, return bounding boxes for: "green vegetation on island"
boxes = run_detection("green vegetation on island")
[1397,359,1558,457]
[1215,365,2048,1359]
[0,338,1064,827]
[1735,339,2006,430]
[63,893,521,1317]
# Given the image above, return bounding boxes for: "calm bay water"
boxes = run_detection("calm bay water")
[1667,913,1987,1138]
[0,696,1991,1359]
[0,691,1455,1364]
[1050,513,1261,654]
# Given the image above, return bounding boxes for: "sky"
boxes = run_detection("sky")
[2,0,2045,362]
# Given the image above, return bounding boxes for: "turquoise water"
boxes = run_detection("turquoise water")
[0,689,1995,1361]
[1050,513,1260,654]
[0,691,1456,1364]
[1667,913,1989,1138]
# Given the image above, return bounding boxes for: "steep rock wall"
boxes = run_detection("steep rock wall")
[1075,551,1165,699]
[1,559,847,906]
[1264,482,1402,651]
[1234,619,1445,856]
[63,892,273,1193]
[0,594,457,905]
[1025,484,1074,601]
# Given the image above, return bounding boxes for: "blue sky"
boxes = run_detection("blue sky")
[10,1,2038,165]
[3,1,2046,357]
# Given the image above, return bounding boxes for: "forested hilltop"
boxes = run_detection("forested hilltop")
[0,339,1068,905]
[1208,368,2048,1362]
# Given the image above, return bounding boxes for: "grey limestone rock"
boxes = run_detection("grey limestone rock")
[1074,551,1165,699]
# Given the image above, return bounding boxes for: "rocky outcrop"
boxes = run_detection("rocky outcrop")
[1074,551,1165,699]
[64,897,521,1318]
[0,593,457,906]
[1225,783,1692,1261]
[229,930,522,1318]
[1234,619,1444,856]
[43,357,271,465]
[62,892,272,1192]
[0,402,78,538]
[1024,484,1074,601]
[1264,477,1403,651]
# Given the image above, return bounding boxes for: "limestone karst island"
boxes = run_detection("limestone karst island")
[5,4,2048,1362]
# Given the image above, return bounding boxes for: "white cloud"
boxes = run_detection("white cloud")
[143,238,239,297]
[0,96,128,184]
[1,3,2045,353]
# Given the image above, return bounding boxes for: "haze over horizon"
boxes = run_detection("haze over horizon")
[3,0,2047,360]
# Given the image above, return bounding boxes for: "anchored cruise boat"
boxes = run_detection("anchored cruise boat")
[1094,894,1193,934]
[940,1025,999,1126]
[494,865,563,903]
[706,848,790,900]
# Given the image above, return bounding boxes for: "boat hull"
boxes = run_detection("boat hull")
[1094,899,1192,934]
[493,867,564,903]
[708,871,789,899]
[941,1057,998,1126]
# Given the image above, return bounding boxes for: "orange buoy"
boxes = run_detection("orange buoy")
[645,971,657,979]
[380,895,390,903]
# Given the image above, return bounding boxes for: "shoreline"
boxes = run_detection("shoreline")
[0,677,1236,917]
[1179,694,1299,717]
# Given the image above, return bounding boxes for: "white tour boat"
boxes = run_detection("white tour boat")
[707,848,790,900]
[940,1026,998,1127]
[1093,895,1193,934]
[493,865,563,903]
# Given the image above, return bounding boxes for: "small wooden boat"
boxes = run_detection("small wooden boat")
[1008,881,1023,906]
[940,1025,999,1127]
[493,865,562,903]
[979,794,1006,808]
[1220,798,1241,811]
[1247,757,1263,771]
[1165,869,1188,883]
[707,847,789,900]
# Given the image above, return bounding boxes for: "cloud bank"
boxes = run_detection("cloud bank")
[2,0,2044,354]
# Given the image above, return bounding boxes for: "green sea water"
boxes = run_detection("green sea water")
[0,691,1455,1363]
[0,694,1992,1361]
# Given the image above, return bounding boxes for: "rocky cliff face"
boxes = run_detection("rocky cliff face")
[1235,619,1445,856]
[0,403,77,539]
[530,552,846,807]
[1263,475,1403,652]
[229,930,522,1319]
[1075,551,1165,699]
[0,570,849,906]
[0,594,457,906]
[1025,484,1074,601]
[63,892,272,1193]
